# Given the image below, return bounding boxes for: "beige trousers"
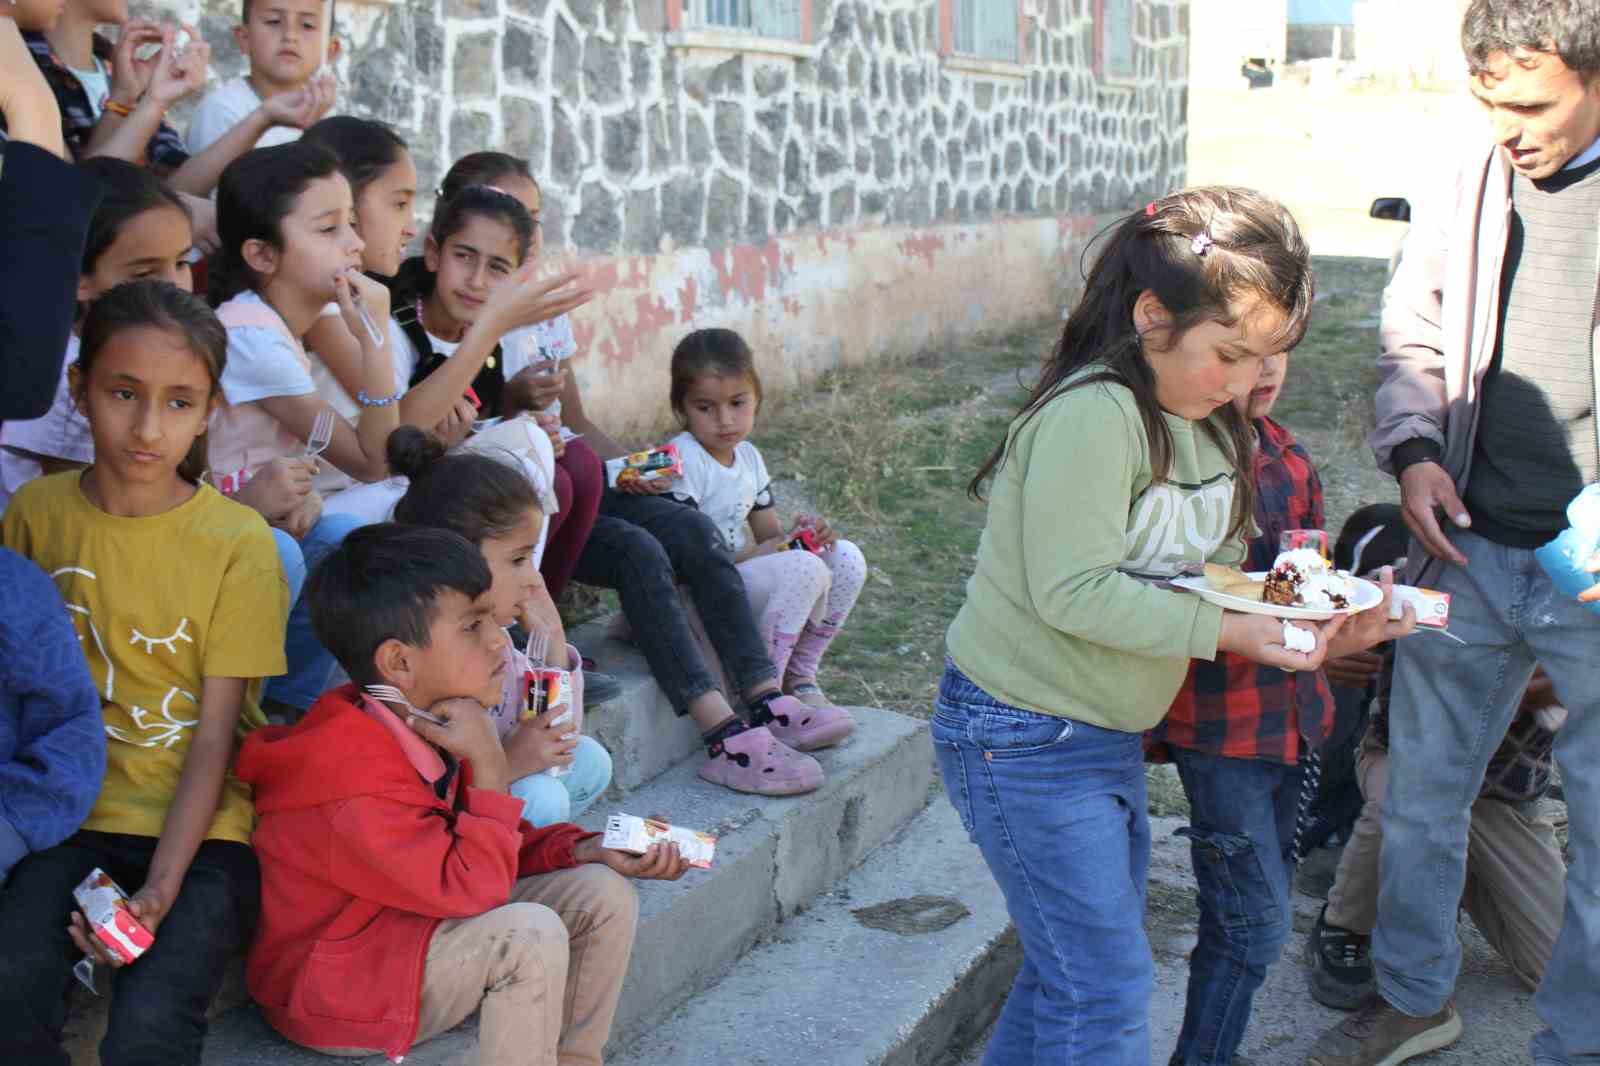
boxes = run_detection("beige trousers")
[317,864,638,1066]
[1323,736,1566,990]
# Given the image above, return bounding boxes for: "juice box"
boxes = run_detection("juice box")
[605,444,683,488]
[523,668,579,778]
[73,869,154,966]
[1390,585,1451,629]
[602,814,716,869]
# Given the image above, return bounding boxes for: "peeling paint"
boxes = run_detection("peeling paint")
[897,232,948,271]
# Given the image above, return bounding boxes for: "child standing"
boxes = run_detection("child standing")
[186,0,337,156]
[0,280,289,1063]
[1144,349,1338,1066]
[389,426,613,826]
[939,188,1408,1065]
[237,523,686,1066]
[668,328,864,736]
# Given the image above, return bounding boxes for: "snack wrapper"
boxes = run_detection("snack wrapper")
[1389,585,1451,629]
[780,527,821,554]
[605,444,683,488]
[74,869,154,968]
[523,668,579,778]
[1536,484,1600,613]
[602,813,716,869]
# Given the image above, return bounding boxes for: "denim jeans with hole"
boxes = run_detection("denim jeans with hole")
[932,661,1152,1066]
[266,510,369,711]
[1167,747,1302,1066]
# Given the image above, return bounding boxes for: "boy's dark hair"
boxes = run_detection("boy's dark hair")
[1462,0,1600,80]
[301,116,409,198]
[388,426,541,546]
[439,151,535,204]
[211,141,346,306]
[968,185,1313,543]
[669,328,763,419]
[76,281,227,486]
[1334,503,1408,576]
[78,157,190,275]
[306,523,492,686]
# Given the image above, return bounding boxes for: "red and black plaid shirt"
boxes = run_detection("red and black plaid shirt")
[1149,416,1335,765]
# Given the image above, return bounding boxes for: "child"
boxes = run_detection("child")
[186,0,337,156]
[668,328,864,730]
[1143,347,1338,1066]
[207,141,401,713]
[0,279,289,1062]
[236,523,687,1065]
[436,151,603,605]
[389,426,613,826]
[939,188,1411,1065]
[0,548,104,886]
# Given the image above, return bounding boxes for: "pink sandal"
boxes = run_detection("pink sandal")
[761,692,855,752]
[698,725,824,795]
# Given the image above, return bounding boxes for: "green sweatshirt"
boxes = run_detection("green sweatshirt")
[947,374,1245,733]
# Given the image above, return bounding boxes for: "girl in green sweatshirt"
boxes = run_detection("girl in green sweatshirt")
[938,187,1401,1065]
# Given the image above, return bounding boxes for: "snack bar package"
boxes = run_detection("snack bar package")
[523,668,579,778]
[73,868,154,965]
[605,444,683,488]
[1390,585,1451,629]
[603,813,716,869]
[780,527,821,554]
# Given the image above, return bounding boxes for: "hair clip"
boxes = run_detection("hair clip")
[1144,201,1159,218]
[1190,232,1215,257]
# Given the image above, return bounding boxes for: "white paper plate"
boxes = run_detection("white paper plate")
[1170,571,1383,621]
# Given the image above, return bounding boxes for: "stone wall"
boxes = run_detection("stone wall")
[169,0,1190,432]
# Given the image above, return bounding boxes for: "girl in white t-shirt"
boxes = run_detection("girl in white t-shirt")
[667,329,868,725]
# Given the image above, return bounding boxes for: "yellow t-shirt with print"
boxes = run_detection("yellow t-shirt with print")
[1,473,289,844]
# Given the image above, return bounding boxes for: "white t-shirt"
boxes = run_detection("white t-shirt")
[71,60,110,122]
[669,430,773,553]
[186,77,304,156]
[502,313,576,418]
[0,335,93,513]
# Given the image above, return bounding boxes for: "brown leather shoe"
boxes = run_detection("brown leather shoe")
[1306,995,1462,1066]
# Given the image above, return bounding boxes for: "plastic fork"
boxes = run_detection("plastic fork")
[363,683,447,725]
[304,409,335,461]
[346,278,386,348]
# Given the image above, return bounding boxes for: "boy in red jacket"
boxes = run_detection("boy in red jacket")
[236,524,687,1066]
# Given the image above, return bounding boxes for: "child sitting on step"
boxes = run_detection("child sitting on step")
[388,425,613,827]
[237,523,687,1066]
[666,328,867,728]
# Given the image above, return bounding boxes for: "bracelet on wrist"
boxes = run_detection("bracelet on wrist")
[103,97,135,118]
[357,390,401,408]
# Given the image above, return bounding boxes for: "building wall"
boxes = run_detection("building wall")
[180,0,1190,433]
[1187,0,1285,89]
[1286,22,1353,62]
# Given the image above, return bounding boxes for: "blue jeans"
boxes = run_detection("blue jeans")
[1377,531,1600,1064]
[932,662,1152,1066]
[266,511,368,711]
[509,736,613,826]
[269,528,307,606]
[1168,748,1302,1066]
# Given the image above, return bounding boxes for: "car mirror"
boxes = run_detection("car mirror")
[1369,197,1412,222]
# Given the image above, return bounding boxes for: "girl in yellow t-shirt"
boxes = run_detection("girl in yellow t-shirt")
[0,281,288,1062]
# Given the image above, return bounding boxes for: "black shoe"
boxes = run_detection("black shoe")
[1306,904,1375,1010]
[585,669,622,705]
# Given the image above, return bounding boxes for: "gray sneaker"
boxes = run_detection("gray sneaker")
[1306,996,1462,1066]
[1306,905,1375,1010]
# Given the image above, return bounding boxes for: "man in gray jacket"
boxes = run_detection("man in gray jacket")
[1308,2,1600,1064]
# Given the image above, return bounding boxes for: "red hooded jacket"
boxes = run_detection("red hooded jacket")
[235,685,593,1061]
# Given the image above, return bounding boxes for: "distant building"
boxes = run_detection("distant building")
[1189,0,1287,89]
[1353,0,1469,88]
[1287,0,1354,61]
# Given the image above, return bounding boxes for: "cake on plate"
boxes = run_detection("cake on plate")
[1262,548,1353,610]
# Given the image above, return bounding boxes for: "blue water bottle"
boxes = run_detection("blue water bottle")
[1535,483,1600,612]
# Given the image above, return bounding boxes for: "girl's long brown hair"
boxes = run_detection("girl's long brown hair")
[969,186,1313,541]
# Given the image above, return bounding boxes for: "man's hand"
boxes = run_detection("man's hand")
[1325,650,1383,690]
[1399,461,1470,566]
[407,698,509,792]
[573,838,692,882]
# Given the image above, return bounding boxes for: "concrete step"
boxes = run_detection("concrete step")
[607,798,1019,1066]
[567,620,701,794]
[194,705,934,1065]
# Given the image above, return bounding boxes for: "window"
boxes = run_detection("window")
[1098,0,1136,81]
[688,0,806,40]
[951,0,1020,63]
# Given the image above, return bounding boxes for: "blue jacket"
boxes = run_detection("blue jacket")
[0,548,104,880]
